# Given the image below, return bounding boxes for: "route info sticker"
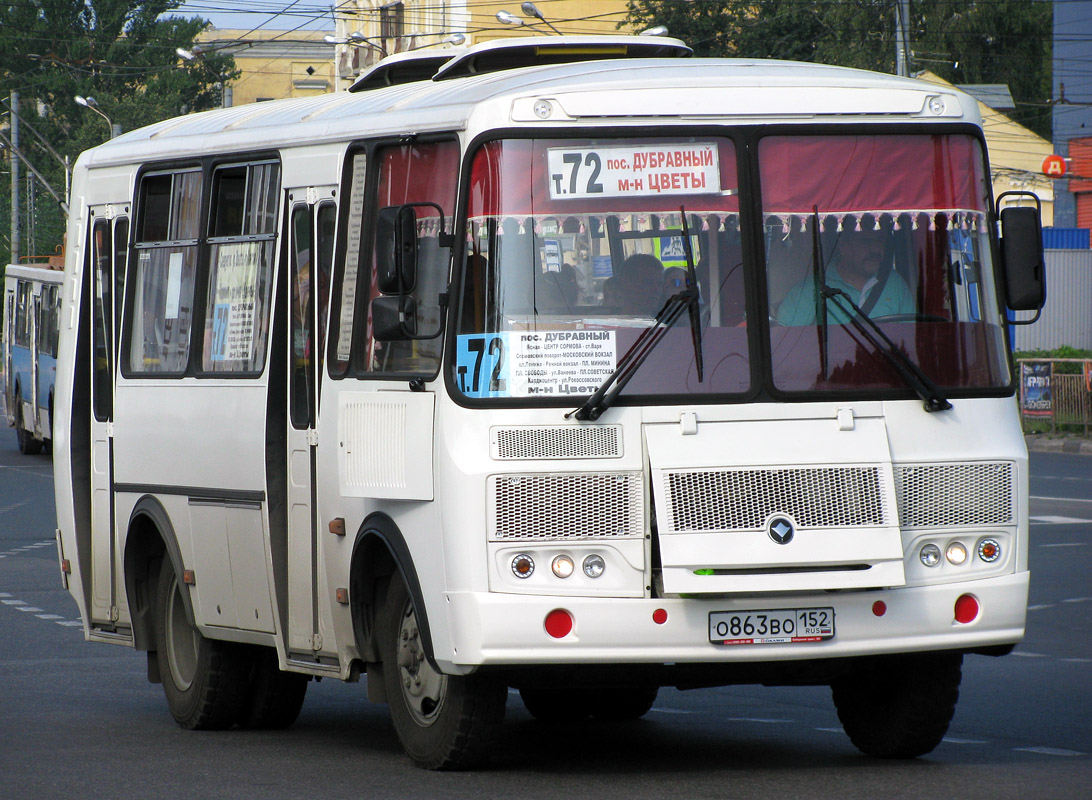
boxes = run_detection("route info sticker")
[456,331,616,398]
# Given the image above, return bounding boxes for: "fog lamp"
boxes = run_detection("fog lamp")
[977,538,1001,563]
[551,554,575,579]
[511,553,535,578]
[920,543,942,567]
[583,554,606,578]
[946,542,968,565]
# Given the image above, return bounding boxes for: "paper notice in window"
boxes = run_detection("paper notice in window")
[210,242,260,363]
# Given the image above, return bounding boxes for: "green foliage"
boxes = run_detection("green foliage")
[1016,346,1092,374]
[624,0,1051,137]
[0,0,235,265]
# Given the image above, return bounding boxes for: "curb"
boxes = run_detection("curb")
[1025,435,1092,456]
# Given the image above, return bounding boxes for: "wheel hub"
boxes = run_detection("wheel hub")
[395,603,447,726]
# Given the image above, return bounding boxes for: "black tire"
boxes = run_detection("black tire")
[381,579,506,770]
[591,686,659,721]
[832,651,962,758]
[14,395,43,455]
[519,687,593,723]
[239,646,309,730]
[154,563,251,730]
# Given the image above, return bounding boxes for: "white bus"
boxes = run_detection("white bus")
[4,263,64,454]
[53,36,1046,769]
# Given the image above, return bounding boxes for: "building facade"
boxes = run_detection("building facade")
[196,29,336,106]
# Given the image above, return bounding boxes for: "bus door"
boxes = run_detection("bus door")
[89,212,130,625]
[3,283,14,425]
[286,190,337,656]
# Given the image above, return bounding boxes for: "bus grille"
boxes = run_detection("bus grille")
[662,466,888,534]
[489,472,643,540]
[491,425,622,460]
[894,462,1015,528]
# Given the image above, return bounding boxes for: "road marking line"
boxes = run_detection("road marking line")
[725,717,792,724]
[1031,516,1092,524]
[35,614,63,620]
[1060,658,1092,663]
[55,620,82,627]
[815,727,843,734]
[0,593,10,597]
[1027,604,1055,611]
[15,606,44,612]
[1,599,27,605]
[942,736,989,744]
[1013,651,1049,658]
[1062,597,1092,604]
[1031,495,1092,504]
[1014,746,1086,757]
[1040,543,1087,548]
[649,708,693,715]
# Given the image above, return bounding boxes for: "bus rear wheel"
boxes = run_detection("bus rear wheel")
[831,651,962,758]
[239,646,309,729]
[154,563,250,730]
[381,579,506,769]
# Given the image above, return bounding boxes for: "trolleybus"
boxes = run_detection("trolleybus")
[4,263,64,454]
[52,36,1046,769]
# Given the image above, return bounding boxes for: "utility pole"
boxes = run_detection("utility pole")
[894,0,911,77]
[9,91,19,265]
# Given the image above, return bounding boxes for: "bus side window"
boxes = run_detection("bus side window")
[92,218,112,421]
[200,161,279,374]
[360,140,459,375]
[128,170,202,376]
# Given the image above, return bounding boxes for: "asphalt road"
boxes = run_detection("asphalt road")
[1,432,1089,799]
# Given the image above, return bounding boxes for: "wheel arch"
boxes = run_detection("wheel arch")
[123,495,191,652]
[349,511,435,667]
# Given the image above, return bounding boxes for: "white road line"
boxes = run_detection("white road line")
[55,620,82,627]
[1062,597,1092,604]
[1060,658,1092,664]
[1014,746,1086,757]
[35,614,63,620]
[1030,495,1092,504]
[1040,543,1088,548]
[15,606,44,612]
[725,717,792,724]
[942,736,989,745]
[1,599,27,606]
[1031,516,1092,524]
[650,708,694,715]
[1027,604,1055,611]
[1013,651,1050,658]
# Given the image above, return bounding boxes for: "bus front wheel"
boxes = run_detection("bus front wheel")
[380,579,506,769]
[831,651,962,758]
[154,563,249,730]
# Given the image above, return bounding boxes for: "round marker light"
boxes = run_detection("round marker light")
[551,554,575,579]
[977,538,1001,563]
[545,609,573,638]
[927,95,947,115]
[954,594,980,624]
[583,554,606,579]
[946,542,968,565]
[920,543,942,567]
[511,554,535,579]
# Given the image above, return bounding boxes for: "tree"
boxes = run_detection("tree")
[624,0,1050,137]
[1,0,236,266]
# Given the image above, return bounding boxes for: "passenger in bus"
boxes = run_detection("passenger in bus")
[616,253,665,316]
[775,220,914,325]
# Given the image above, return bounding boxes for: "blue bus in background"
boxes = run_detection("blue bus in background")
[3,264,64,454]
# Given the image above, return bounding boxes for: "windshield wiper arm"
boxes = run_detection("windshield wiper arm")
[567,286,699,421]
[821,285,953,413]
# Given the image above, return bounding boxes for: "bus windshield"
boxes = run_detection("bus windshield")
[454,132,1011,405]
[762,133,1011,394]
[455,136,747,402]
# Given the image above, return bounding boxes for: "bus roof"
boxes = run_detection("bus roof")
[5,263,66,283]
[74,55,976,170]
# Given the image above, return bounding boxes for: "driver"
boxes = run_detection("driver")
[775,220,914,325]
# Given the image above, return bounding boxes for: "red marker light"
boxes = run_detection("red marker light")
[544,609,573,639]
[872,601,887,617]
[652,608,668,625]
[954,594,980,624]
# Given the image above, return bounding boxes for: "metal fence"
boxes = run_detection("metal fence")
[1016,359,1092,434]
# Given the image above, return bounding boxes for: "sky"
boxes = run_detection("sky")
[171,1,334,33]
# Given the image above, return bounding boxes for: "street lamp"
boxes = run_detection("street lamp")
[74,95,120,139]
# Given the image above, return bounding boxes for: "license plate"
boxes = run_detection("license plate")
[709,607,834,645]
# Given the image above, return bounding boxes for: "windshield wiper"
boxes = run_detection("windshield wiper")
[821,286,953,413]
[568,208,704,421]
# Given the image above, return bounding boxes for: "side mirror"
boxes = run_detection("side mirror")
[376,206,417,295]
[371,295,417,341]
[997,193,1046,317]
